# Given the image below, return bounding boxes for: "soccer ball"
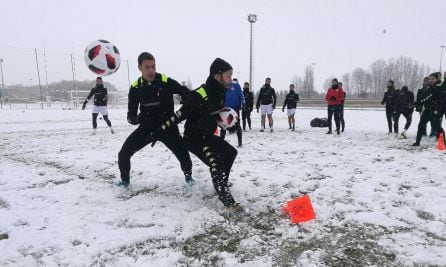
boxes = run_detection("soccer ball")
[84,40,121,76]
[217,107,239,130]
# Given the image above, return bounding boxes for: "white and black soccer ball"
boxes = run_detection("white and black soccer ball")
[84,40,121,76]
[217,107,239,130]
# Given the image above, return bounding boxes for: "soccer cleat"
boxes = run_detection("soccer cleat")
[116,180,130,187]
[270,128,274,133]
[185,175,195,186]
[326,131,332,134]
[91,129,97,135]
[260,129,265,132]
[336,129,340,135]
[110,128,115,134]
[411,142,420,147]
[225,202,244,213]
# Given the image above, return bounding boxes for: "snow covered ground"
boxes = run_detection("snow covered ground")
[0,107,445,266]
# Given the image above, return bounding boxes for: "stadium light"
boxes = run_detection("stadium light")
[0,58,5,105]
[248,14,257,92]
[440,45,445,74]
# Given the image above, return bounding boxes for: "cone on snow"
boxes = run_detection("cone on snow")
[438,133,445,151]
[283,194,316,224]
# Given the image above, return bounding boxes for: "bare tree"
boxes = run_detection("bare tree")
[351,67,372,98]
[369,59,387,97]
[302,65,315,98]
[291,75,303,95]
[341,73,351,94]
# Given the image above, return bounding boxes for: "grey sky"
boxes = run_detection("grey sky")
[1,0,445,92]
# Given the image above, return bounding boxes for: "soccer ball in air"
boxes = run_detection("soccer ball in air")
[217,108,239,130]
[84,40,120,76]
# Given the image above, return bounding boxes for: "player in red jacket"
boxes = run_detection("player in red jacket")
[325,78,345,135]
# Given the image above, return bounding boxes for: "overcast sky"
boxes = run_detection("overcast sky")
[1,0,445,92]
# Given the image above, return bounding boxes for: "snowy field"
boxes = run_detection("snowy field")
[0,107,445,266]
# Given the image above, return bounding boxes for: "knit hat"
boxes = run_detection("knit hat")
[210,58,232,75]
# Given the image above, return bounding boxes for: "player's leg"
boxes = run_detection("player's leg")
[159,127,194,185]
[184,137,236,207]
[117,127,152,186]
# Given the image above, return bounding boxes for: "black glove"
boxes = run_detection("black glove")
[272,105,276,110]
[330,96,336,101]
[282,108,285,112]
[82,101,87,110]
[256,108,259,113]
[127,114,139,125]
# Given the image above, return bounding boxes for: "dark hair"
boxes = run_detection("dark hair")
[266,77,271,81]
[290,84,295,87]
[332,78,338,82]
[96,77,102,80]
[338,82,343,86]
[388,80,394,84]
[138,52,155,66]
[233,78,238,82]
[244,82,249,85]
[429,73,439,79]
[423,77,429,80]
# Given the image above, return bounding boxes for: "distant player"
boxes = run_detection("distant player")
[82,77,114,134]
[256,77,277,132]
[282,84,299,131]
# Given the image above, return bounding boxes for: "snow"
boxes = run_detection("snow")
[0,107,445,266]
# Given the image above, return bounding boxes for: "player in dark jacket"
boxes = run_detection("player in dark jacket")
[242,82,254,131]
[256,78,277,132]
[393,86,415,139]
[150,58,241,211]
[415,77,431,137]
[325,78,345,135]
[413,73,446,146]
[282,84,300,131]
[117,52,193,187]
[82,77,114,134]
[381,80,398,134]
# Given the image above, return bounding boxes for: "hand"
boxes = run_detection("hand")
[127,114,139,125]
[81,104,86,110]
[330,96,336,101]
[256,108,259,113]
[282,108,284,112]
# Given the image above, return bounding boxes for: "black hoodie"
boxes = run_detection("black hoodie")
[86,85,108,106]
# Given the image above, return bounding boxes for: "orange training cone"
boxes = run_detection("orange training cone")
[438,133,445,151]
[284,195,316,224]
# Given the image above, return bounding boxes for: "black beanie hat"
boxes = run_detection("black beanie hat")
[210,58,232,75]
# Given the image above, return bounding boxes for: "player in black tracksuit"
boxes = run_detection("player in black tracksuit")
[82,77,113,133]
[282,84,299,130]
[242,82,254,131]
[393,86,414,139]
[415,77,431,137]
[413,73,446,146]
[256,78,277,132]
[117,52,193,187]
[381,80,398,134]
[151,58,240,209]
